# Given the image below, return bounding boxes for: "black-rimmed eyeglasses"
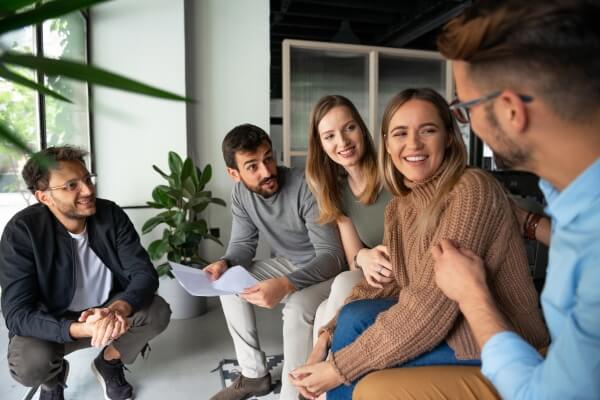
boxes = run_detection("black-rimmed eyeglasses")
[46,174,97,192]
[449,91,533,124]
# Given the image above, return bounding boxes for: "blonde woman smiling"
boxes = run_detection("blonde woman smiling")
[291,88,548,399]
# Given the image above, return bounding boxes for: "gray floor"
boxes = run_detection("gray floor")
[0,298,284,400]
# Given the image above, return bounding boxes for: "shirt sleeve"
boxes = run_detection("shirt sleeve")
[111,204,159,313]
[223,186,259,268]
[482,255,600,400]
[0,219,75,343]
[286,180,345,289]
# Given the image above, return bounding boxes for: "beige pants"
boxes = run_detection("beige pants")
[219,257,334,400]
[313,270,363,342]
[353,366,500,400]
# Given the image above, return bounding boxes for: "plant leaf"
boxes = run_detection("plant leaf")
[185,196,210,210]
[157,184,182,201]
[146,201,165,209]
[151,187,175,208]
[204,234,223,247]
[190,164,200,191]
[0,0,40,14]
[142,215,167,234]
[210,197,227,207]
[0,120,31,153]
[0,0,110,35]
[180,158,194,182]
[170,230,186,246]
[184,220,208,235]
[1,52,191,102]
[192,201,210,213]
[147,239,170,260]
[0,65,72,103]
[200,164,212,187]
[168,151,183,176]
[152,165,170,180]
[155,262,173,278]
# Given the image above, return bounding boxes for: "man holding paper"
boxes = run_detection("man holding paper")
[205,124,345,400]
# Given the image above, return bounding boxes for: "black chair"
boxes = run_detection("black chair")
[491,171,549,294]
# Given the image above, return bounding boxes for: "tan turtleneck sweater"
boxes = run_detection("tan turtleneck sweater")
[323,168,549,383]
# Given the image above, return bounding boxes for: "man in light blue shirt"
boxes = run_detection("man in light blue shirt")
[432,1,600,399]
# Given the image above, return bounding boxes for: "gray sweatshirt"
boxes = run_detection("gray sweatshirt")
[223,167,344,289]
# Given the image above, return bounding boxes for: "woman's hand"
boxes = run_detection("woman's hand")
[356,245,393,288]
[291,332,331,397]
[289,361,344,399]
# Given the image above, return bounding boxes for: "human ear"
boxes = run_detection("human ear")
[226,167,241,182]
[35,190,52,207]
[499,89,529,135]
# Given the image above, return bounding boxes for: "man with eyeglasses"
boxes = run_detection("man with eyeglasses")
[354,1,599,399]
[430,1,600,400]
[0,146,171,400]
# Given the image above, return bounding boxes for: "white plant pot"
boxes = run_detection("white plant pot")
[158,276,207,319]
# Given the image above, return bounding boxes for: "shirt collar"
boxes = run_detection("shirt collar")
[539,157,600,227]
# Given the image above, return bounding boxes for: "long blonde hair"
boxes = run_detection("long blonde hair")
[379,88,467,235]
[306,95,379,224]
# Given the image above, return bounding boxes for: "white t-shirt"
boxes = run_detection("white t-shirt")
[67,227,114,311]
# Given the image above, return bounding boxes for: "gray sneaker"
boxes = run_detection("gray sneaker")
[210,373,271,400]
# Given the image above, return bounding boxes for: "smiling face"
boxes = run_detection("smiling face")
[317,105,365,169]
[227,141,279,197]
[385,99,448,182]
[35,160,97,233]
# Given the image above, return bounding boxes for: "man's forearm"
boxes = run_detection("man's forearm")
[287,253,342,289]
[68,321,90,339]
[108,299,133,317]
[459,289,513,349]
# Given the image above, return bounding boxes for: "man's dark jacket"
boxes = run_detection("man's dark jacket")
[0,198,158,343]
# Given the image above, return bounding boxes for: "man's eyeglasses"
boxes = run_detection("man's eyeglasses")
[449,91,533,124]
[46,174,97,192]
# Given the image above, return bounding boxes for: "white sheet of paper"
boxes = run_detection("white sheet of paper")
[168,262,258,296]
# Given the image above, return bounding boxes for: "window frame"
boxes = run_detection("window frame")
[31,9,94,172]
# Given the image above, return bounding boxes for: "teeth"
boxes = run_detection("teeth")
[405,155,426,162]
[339,147,355,155]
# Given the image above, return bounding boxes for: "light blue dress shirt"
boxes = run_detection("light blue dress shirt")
[481,157,600,400]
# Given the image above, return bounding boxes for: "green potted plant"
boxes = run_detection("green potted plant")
[142,151,225,318]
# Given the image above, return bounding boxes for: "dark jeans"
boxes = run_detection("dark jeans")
[327,299,481,400]
[7,295,171,389]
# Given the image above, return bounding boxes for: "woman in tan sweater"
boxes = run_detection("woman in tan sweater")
[289,88,549,400]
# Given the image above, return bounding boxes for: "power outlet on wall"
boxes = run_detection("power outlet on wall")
[210,228,220,238]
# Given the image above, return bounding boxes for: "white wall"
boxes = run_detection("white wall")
[185,0,270,260]
[90,0,270,258]
[91,0,187,210]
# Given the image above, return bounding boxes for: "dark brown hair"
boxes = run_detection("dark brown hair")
[306,95,379,224]
[437,0,600,122]
[222,124,273,169]
[22,146,88,193]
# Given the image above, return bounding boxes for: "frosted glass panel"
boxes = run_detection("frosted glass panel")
[290,48,369,151]
[290,155,307,170]
[378,55,446,135]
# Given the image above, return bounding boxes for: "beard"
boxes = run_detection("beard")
[51,192,97,220]
[484,104,529,170]
[240,174,279,198]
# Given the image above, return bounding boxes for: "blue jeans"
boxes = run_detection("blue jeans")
[327,299,481,400]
